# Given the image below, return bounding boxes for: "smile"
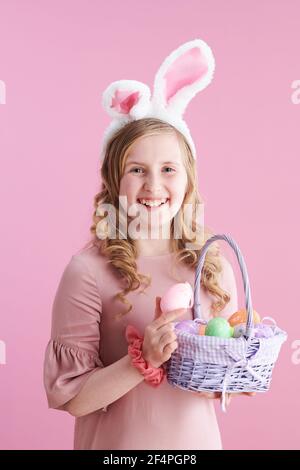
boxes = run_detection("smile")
[137,198,170,209]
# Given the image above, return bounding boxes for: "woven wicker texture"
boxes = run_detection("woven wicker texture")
[165,234,287,412]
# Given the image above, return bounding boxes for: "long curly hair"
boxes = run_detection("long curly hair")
[81,118,231,320]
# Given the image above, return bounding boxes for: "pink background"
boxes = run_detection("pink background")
[0,0,299,450]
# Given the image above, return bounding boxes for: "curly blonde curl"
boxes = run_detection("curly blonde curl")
[82,118,231,320]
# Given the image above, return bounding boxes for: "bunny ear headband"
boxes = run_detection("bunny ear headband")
[100,38,216,161]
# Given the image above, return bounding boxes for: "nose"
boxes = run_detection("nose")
[143,171,163,192]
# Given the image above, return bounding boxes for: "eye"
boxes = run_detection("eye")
[163,167,176,173]
[129,166,176,174]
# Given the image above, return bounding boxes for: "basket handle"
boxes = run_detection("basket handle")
[193,234,255,338]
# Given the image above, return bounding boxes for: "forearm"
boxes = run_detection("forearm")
[65,354,144,417]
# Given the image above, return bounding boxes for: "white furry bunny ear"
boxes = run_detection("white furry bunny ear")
[100,38,216,161]
[102,80,151,120]
[152,39,215,116]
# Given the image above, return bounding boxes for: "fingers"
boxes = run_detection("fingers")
[160,329,177,347]
[153,304,187,329]
[143,297,185,368]
[162,340,178,356]
[154,297,163,320]
[225,393,232,407]
[192,391,222,400]
[224,392,256,399]
[199,392,232,408]
[231,392,256,397]
[190,390,257,404]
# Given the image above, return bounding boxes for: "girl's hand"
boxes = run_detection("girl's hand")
[142,296,186,369]
[193,391,256,408]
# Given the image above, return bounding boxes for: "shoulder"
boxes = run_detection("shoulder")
[71,244,108,275]
[218,253,235,280]
[217,253,237,293]
[56,244,108,294]
[52,245,106,316]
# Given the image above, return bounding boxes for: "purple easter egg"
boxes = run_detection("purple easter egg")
[254,324,274,338]
[175,320,198,335]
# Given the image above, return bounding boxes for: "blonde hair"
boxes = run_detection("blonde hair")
[83,118,231,319]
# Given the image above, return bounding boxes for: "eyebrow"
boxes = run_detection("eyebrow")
[126,160,180,167]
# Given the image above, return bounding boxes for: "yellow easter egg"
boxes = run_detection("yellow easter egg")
[198,324,206,336]
[228,308,261,327]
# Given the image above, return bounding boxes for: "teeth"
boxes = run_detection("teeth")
[138,198,168,207]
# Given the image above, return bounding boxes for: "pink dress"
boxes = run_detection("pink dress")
[43,245,238,450]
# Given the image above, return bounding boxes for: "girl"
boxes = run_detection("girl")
[43,40,254,450]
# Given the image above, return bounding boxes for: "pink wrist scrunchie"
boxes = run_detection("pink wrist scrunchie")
[125,325,166,387]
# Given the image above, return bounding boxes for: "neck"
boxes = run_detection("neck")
[135,238,173,257]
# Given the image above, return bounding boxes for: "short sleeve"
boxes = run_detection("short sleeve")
[43,255,107,412]
[217,254,239,319]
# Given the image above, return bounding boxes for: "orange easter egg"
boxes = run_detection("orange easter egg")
[228,309,260,327]
[198,324,206,336]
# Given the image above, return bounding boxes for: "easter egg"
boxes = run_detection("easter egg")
[233,323,246,338]
[198,324,206,336]
[205,317,234,338]
[175,320,198,335]
[228,309,261,327]
[160,282,194,313]
[254,323,275,338]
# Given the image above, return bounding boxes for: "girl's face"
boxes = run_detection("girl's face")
[119,132,188,235]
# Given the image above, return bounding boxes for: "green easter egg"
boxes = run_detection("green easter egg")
[205,317,233,338]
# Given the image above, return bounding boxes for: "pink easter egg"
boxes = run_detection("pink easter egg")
[160,282,194,313]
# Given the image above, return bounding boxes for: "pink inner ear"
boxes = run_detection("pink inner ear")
[164,47,208,103]
[110,90,140,114]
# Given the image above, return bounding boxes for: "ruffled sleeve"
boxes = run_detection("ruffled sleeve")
[43,255,107,412]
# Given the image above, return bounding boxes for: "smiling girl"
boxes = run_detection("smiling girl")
[43,39,249,450]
